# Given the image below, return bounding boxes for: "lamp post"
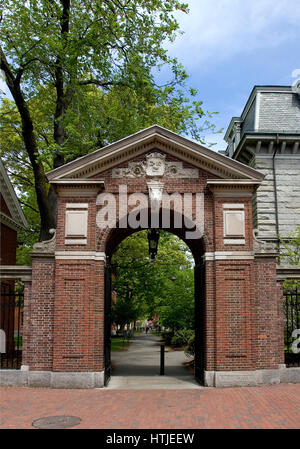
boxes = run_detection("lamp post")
[147,229,160,260]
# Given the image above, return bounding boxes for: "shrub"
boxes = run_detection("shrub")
[161,330,173,345]
[184,334,195,358]
[171,329,194,348]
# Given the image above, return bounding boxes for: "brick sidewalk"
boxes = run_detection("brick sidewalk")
[0,384,299,429]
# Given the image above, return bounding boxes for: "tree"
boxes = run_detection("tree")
[0,0,219,240]
[156,270,194,332]
[111,292,140,332]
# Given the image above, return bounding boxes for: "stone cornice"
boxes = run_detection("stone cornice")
[50,179,105,185]
[232,132,300,162]
[276,265,300,281]
[55,251,106,261]
[0,211,25,231]
[203,251,254,261]
[207,179,260,197]
[51,179,105,197]
[0,265,32,281]
[207,179,260,186]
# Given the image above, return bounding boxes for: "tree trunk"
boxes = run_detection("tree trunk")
[47,0,72,235]
[1,1,72,241]
[0,47,56,241]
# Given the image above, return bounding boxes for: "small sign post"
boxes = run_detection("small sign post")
[160,344,165,375]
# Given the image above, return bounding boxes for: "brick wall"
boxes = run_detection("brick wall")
[253,258,283,369]
[52,260,104,372]
[23,257,55,370]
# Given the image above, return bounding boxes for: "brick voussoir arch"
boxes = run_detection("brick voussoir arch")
[98,207,208,262]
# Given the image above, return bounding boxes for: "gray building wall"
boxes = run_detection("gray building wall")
[253,155,300,239]
[224,86,300,242]
[259,92,300,132]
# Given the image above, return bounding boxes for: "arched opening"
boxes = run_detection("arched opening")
[102,208,206,387]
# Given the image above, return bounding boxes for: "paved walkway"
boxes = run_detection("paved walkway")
[109,332,199,389]
[1,384,299,428]
[1,335,299,429]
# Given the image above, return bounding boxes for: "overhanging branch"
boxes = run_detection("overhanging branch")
[78,79,116,88]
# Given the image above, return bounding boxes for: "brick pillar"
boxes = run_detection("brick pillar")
[22,236,56,371]
[52,259,105,373]
[214,259,255,371]
[253,242,282,369]
[204,260,216,372]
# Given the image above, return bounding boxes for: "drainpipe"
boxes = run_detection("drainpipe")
[272,134,280,255]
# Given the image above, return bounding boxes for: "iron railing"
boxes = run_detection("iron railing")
[284,287,300,367]
[0,283,23,370]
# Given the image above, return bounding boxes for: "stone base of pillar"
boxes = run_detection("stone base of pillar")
[1,367,299,388]
[0,369,104,389]
[204,365,300,387]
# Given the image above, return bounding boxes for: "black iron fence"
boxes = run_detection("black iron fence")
[284,287,300,367]
[0,283,23,370]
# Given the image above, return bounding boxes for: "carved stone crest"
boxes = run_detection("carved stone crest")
[112,152,198,179]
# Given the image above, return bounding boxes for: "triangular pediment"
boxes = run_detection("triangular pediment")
[46,125,264,182]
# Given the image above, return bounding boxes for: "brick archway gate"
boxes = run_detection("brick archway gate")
[20,126,289,388]
[102,210,207,386]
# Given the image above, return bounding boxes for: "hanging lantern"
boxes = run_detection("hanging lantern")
[147,229,160,260]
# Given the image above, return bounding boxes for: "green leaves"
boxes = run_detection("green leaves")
[279,227,300,290]
[111,231,194,330]
[1,0,218,151]
[1,0,186,92]
[279,226,300,266]
[1,0,220,240]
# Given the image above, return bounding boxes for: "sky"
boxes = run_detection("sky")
[164,0,300,150]
[1,0,299,152]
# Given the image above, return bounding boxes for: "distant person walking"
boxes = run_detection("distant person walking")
[146,326,149,334]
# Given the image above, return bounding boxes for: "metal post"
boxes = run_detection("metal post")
[160,344,165,375]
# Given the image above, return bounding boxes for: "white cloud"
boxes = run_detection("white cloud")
[167,0,300,68]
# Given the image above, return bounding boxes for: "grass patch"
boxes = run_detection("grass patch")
[111,336,131,352]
